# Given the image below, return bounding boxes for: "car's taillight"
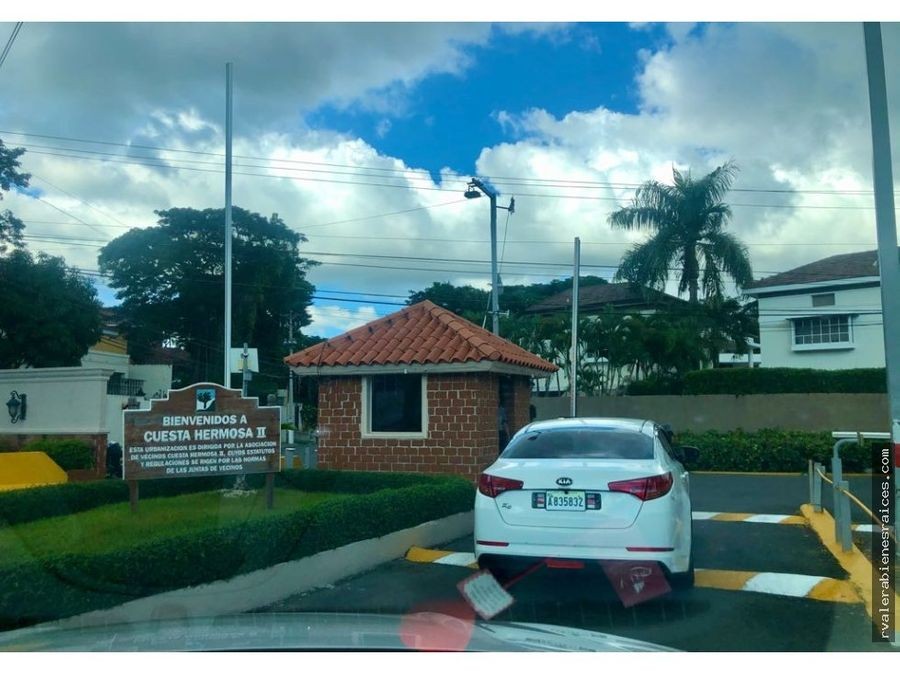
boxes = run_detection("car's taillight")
[607,472,673,501]
[478,473,524,498]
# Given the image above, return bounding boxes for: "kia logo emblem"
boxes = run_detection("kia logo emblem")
[556,477,573,487]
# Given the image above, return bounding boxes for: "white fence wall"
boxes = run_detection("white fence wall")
[0,367,113,436]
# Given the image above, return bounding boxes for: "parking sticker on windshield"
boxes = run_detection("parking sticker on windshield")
[458,570,515,620]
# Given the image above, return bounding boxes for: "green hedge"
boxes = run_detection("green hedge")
[0,476,475,629]
[19,438,95,471]
[682,368,887,396]
[0,469,455,527]
[676,428,882,473]
[625,375,685,396]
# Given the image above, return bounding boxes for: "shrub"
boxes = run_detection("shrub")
[0,476,475,629]
[625,375,685,396]
[682,368,887,396]
[676,428,881,473]
[0,469,457,527]
[19,438,95,471]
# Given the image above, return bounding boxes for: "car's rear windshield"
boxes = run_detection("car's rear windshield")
[501,428,654,460]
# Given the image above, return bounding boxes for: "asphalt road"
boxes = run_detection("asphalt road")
[262,473,893,652]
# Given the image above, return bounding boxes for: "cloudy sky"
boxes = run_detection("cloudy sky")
[0,21,898,337]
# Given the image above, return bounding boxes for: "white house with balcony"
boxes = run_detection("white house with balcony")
[744,249,887,369]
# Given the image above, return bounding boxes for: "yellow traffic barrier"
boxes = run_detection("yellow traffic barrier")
[0,451,68,492]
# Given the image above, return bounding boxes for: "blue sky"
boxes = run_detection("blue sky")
[90,23,674,317]
[306,23,670,178]
[6,22,891,339]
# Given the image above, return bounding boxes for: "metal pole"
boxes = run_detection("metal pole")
[570,237,581,418]
[838,480,853,552]
[813,462,823,513]
[489,191,499,336]
[863,23,900,528]
[224,62,234,386]
[241,342,249,397]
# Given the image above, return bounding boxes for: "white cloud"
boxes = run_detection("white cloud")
[6,21,900,338]
[307,304,381,337]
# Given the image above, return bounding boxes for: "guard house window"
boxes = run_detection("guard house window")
[792,315,851,348]
[366,374,424,434]
[811,293,836,307]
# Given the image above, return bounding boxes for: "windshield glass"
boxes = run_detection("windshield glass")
[502,429,655,460]
[0,14,897,660]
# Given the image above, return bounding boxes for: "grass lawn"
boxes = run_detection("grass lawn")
[0,488,340,567]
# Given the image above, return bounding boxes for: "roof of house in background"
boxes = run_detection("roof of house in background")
[285,300,558,375]
[525,282,686,314]
[745,250,883,292]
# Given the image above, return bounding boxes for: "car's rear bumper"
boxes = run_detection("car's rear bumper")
[475,545,688,575]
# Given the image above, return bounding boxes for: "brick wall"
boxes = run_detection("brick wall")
[316,372,505,480]
[510,375,533,435]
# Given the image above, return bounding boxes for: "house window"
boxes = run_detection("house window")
[791,315,852,350]
[362,374,428,437]
[812,293,835,307]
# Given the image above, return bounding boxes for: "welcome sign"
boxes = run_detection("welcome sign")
[123,383,281,480]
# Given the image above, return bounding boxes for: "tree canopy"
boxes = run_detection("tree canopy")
[407,276,609,326]
[0,140,103,368]
[609,161,753,303]
[0,249,103,368]
[0,138,29,255]
[98,206,316,390]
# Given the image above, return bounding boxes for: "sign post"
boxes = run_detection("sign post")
[123,383,281,511]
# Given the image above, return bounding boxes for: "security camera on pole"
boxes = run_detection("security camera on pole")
[464,178,514,336]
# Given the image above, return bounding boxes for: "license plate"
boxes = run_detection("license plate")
[545,490,586,511]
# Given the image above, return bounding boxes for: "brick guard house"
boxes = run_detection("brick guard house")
[285,301,558,480]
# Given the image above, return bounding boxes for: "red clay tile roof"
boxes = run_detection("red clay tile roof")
[285,300,558,373]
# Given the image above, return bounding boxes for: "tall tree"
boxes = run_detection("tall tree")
[98,207,316,390]
[0,250,103,367]
[0,140,102,367]
[0,138,30,255]
[608,161,753,303]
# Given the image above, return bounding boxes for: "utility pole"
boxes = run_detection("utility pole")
[570,237,581,418]
[863,23,900,533]
[286,311,296,438]
[223,62,234,387]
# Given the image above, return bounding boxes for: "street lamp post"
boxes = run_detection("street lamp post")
[464,178,514,336]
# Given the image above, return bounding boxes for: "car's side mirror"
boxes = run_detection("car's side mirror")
[679,445,700,464]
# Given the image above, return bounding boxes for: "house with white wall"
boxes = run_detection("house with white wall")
[0,309,173,476]
[744,250,886,369]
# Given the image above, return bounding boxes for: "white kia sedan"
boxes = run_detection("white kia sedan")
[474,418,697,588]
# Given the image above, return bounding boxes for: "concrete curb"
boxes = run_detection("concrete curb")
[34,510,474,632]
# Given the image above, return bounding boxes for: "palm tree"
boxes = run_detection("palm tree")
[608,161,753,303]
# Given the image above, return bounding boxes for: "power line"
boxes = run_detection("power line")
[19,219,882,248]
[21,233,885,286]
[1,129,890,197]
[30,172,132,229]
[17,147,879,209]
[0,22,22,73]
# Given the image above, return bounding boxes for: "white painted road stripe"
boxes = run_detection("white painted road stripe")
[742,572,828,598]
[433,552,477,567]
[691,511,717,520]
[743,514,796,524]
